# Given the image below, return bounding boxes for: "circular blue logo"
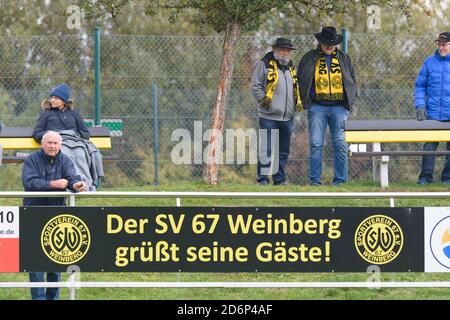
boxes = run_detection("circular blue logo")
[430,216,450,269]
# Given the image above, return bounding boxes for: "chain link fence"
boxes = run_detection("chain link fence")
[0,32,443,189]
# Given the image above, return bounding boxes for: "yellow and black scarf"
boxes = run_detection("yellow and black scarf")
[314,49,344,101]
[260,52,302,111]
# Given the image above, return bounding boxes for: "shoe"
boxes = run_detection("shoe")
[417,179,431,185]
[257,180,269,185]
[332,182,345,187]
[274,181,289,186]
[310,182,321,186]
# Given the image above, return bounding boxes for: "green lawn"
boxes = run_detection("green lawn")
[1,182,449,300]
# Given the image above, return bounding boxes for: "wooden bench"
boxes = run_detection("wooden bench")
[0,126,112,164]
[344,120,450,187]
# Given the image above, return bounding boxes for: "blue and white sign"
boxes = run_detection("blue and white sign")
[425,207,450,272]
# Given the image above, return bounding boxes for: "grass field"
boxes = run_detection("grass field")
[0,182,449,300]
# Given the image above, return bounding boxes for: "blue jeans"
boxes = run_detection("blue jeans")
[257,117,294,184]
[418,142,450,183]
[29,272,61,300]
[308,104,349,185]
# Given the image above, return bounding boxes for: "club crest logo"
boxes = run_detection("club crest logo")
[41,214,90,264]
[354,215,403,264]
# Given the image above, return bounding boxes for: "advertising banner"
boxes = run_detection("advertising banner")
[14,207,424,272]
[0,207,19,272]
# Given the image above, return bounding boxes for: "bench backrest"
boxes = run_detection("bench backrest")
[0,127,111,149]
[345,120,450,143]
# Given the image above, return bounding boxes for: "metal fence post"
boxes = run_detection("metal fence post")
[341,27,348,53]
[94,27,101,126]
[94,27,102,188]
[152,84,159,186]
[68,268,78,300]
[68,196,78,299]
[69,194,76,207]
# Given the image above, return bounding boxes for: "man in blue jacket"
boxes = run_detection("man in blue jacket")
[415,32,450,185]
[22,131,86,300]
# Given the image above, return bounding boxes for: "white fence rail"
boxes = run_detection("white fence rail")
[2,281,450,288]
[1,190,450,206]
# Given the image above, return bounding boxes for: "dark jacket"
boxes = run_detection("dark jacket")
[32,108,90,142]
[297,48,358,110]
[22,149,82,206]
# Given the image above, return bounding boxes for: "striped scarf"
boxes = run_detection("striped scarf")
[260,52,302,112]
[314,49,344,101]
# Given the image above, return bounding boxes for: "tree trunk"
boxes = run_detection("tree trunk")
[203,22,241,185]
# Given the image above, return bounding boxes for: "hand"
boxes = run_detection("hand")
[51,179,68,190]
[73,181,86,192]
[416,107,427,121]
[259,97,271,110]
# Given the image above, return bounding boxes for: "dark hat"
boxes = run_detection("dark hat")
[272,37,297,50]
[314,26,343,46]
[435,32,450,43]
[49,83,70,103]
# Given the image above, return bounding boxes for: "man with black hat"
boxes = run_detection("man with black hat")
[252,37,302,185]
[297,26,357,186]
[415,32,450,185]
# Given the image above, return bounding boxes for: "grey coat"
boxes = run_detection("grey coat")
[296,48,358,110]
[252,58,297,121]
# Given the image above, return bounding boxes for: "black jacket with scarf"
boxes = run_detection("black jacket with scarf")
[296,48,358,110]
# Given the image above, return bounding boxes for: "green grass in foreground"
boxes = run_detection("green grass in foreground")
[0,182,449,300]
[1,272,449,300]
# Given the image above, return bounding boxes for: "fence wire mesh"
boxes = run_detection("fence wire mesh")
[0,33,445,188]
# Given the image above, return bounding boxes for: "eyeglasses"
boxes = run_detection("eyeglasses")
[435,41,450,47]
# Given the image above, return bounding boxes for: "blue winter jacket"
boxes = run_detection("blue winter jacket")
[22,149,82,206]
[414,51,450,120]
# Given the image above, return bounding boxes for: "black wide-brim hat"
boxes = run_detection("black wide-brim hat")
[272,37,297,50]
[314,26,343,46]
